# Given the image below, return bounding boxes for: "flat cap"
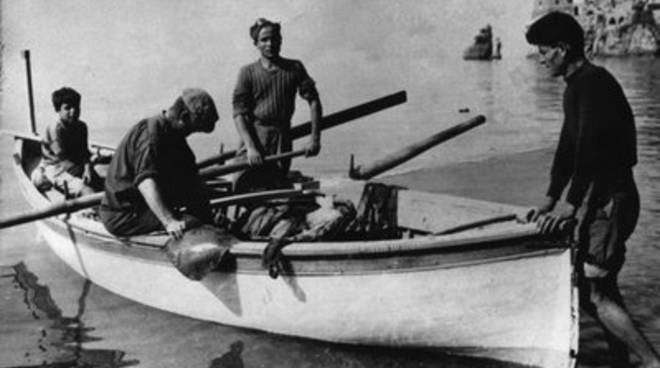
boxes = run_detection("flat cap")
[182,88,219,123]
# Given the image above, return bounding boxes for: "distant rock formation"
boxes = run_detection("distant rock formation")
[531,0,660,57]
[463,25,502,60]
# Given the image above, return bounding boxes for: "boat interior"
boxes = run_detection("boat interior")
[17,137,531,246]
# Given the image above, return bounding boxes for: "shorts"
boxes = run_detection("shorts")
[577,190,639,279]
[31,163,86,196]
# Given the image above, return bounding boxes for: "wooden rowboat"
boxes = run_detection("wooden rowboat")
[11,137,578,368]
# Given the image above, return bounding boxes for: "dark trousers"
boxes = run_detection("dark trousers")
[99,206,163,237]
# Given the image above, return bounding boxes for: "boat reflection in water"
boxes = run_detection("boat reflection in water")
[1,262,138,367]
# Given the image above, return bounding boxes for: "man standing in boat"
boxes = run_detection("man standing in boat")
[99,89,219,239]
[232,18,323,192]
[526,11,660,368]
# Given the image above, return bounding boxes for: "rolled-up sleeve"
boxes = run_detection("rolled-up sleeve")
[232,66,254,117]
[132,133,159,186]
[296,62,318,101]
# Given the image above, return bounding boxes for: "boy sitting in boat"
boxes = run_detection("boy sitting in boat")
[99,88,219,239]
[31,87,102,197]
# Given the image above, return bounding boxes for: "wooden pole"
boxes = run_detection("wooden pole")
[195,91,408,169]
[1,129,116,152]
[349,115,487,180]
[199,149,307,179]
[0,193,104,230]
[23,50,38,136]
[0,148,307,230]
[209,188,315,207]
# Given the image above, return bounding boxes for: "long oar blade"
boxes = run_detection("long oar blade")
[289,90,407,138]
[196,90,407,169]
[349,115,487,180]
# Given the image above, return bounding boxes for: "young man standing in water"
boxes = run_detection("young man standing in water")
[232,18,322,191]
[526,11,660,368]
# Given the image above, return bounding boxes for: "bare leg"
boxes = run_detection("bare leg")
[581,284,630,366]
[603,284,631,367]
[589,278,660,368]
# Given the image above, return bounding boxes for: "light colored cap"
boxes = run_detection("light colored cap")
[182,88,219,123]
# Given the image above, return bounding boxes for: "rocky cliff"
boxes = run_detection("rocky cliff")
[580,0,659,56]
[531,0,660,57]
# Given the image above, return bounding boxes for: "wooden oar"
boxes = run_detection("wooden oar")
[0,192,105,230]
[0,148,309,229]
[196,90,408,169]
[199,149,308,180]
[434,214,518,235]
[209,188,318,207]
[1,129,116,152]
[349,115,487,180]
[0,187,318,231]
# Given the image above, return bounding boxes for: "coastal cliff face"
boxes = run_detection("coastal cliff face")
[532,0,660,57]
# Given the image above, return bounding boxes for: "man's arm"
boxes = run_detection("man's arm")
[527,112,576,226]
[137,178,186,239]
[297,60,322,157]
[44,124,64,157]
[306,98,322,156]
[565,78,607,208]
[233,113,262,165]
[232,66,263,166]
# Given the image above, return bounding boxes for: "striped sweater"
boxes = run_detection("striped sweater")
[232,58,317,126]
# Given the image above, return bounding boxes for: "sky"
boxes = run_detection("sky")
[0,0,536,161]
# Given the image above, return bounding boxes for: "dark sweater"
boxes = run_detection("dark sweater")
[547,62,637,207]
[101,114,211,228]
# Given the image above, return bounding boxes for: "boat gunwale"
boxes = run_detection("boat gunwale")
[13,137,567,261]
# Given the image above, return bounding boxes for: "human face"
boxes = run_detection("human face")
[256,26,281,59]
[537,45,567,77]
[58,102,80,124]
[196,115,217,133]
[187,111,217,134]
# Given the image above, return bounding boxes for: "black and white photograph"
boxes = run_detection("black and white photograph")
[1,1,660,367]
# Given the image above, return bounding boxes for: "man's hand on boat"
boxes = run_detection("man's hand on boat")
[526,196,576,235]
[526,196,556,222]
[165,218,190,240]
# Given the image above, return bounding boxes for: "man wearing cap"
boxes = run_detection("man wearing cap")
[526,11,660,367]
[100,89,219,239]
[232,18,322,191]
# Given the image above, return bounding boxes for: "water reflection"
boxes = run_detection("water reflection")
[1,263,138,368]
[209,341,244,368]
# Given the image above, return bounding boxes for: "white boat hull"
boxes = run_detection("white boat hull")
[37,219,577,368]
[13,138,577,368]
